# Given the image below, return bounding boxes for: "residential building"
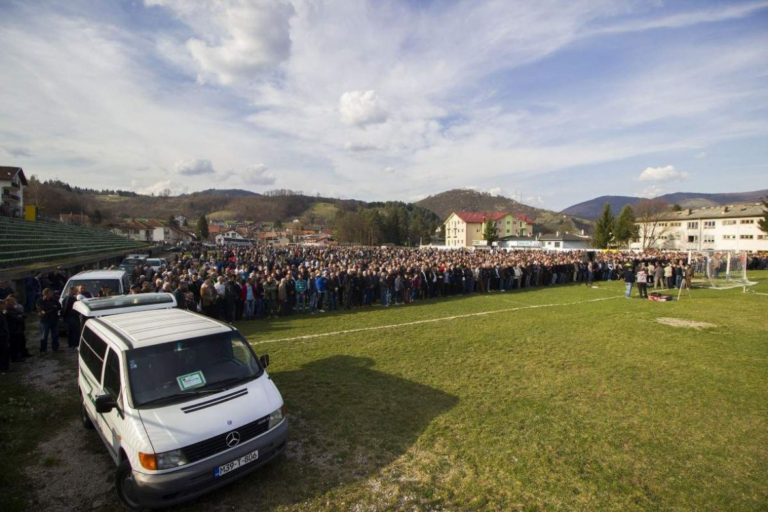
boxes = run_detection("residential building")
[109,220,194,244]
[538,232,592,251]
[0,166,27,218]
[632,203,768,252]
[444,211,534,248]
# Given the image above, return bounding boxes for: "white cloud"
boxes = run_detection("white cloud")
[148,0,294,85]
[638,165,688,182]
[176,159,216,176]
[640,184,665,198]
[339,90,388,127]
[137,179,188,196]
[383,166,396,174]
[238,163,275,186]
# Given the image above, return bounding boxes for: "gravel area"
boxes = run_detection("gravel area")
[22,350,119,511]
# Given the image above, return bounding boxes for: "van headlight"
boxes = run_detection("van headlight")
[268,406,285,430]
[156,449,188,469]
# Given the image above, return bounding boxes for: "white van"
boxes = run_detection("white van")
[77,305,287,509]
[61,270,130,306]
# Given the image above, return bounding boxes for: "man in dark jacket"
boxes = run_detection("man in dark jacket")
[37,288,61,353]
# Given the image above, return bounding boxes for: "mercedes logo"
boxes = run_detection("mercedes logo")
[225,431,241,447]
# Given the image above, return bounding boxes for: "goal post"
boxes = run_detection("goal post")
[689,250,756,290]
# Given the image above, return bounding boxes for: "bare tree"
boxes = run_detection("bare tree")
[634,199,670,250]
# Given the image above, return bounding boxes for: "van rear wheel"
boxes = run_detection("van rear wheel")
[116,459,143,510]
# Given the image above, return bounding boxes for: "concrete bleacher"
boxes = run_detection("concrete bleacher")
[0,216,149,268]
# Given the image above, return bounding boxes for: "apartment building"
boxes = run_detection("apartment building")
[633,203,767,252]
[444,211,533,248]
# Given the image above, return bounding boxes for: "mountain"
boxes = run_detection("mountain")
[415,189,592,235]
[561,189,768,219]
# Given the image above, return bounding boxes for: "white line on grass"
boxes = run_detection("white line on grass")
[253,295,623,345]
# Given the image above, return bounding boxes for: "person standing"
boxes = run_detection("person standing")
[37,288,61,353]
[0,300,9,372]
[623,265,636,299]
[636,265,648,299]
[60,287,81,350]
[4,296,29,361]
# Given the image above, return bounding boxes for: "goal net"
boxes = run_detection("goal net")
[689,251,756,290]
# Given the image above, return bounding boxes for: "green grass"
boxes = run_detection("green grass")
[222,274,768,511]
[2,273,767,511]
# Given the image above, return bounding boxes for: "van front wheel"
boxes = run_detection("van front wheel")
[116,460,143,510]
[80,398,94,430]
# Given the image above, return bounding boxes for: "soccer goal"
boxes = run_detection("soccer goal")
[689,250,757,290]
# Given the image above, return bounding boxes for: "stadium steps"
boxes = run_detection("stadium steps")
[0,216,149,268]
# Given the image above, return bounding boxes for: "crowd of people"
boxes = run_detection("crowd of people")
[1,245,767,373]
[121,246,705,322]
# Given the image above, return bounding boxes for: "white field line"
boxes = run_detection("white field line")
[253,294,623,345]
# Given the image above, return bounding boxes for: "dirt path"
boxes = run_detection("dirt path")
[21,351,118,511]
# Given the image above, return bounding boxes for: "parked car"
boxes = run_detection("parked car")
[145,257,167,273]
[77,305,287,509]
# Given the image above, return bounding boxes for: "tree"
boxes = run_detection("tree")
[196,215,209,240]
[593,204,615,248]
[635,199,670,249]
[614,205,638,248]
[759,196,768,235]
[168,215,179,228]
[482,219,498,245]
[91,209,103,225]
[672,203,682,212]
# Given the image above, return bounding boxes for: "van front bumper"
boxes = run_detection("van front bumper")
[131,419,287,508]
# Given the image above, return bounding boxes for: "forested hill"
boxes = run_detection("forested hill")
[415,189,592,235]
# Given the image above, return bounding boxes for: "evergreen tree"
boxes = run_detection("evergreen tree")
[614,205,638,248]
[759,197,768,235]
[482,219,498,245]
[197,215,209,240]
[593,204,615,248]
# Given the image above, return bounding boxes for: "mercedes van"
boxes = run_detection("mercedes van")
[77,305,287,509]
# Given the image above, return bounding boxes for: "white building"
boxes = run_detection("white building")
[538,232,593,251]
[0,166,26,218]
[633,203,768,252]
[215,230,254,246]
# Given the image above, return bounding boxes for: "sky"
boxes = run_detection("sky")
[1,0,767,211]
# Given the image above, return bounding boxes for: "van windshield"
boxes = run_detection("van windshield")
[126,333,264,408]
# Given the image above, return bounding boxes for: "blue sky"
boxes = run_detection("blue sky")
[1,0,766,211]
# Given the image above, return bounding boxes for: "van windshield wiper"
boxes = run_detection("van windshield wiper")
[204,376,254,391]
[138,388,223,408]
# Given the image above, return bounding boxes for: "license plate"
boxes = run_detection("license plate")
[213,449,259,478]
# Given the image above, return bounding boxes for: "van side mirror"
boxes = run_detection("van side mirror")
[95,394,117,413]
[259,354,270,368]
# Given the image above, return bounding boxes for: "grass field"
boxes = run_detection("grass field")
[2,273,767,511]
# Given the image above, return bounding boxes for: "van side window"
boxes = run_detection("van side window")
[103,349,121,398]
[81,327,108,381]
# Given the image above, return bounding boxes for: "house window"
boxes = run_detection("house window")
[703,221,715,229]
[740,234,754,239]
[703,235,715,244]
[723,234,735,240]
[669,222,681,227]
[722,220,736,225]
[687,235,697,243]
[740,219,754,224]
[687,222,698,229]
